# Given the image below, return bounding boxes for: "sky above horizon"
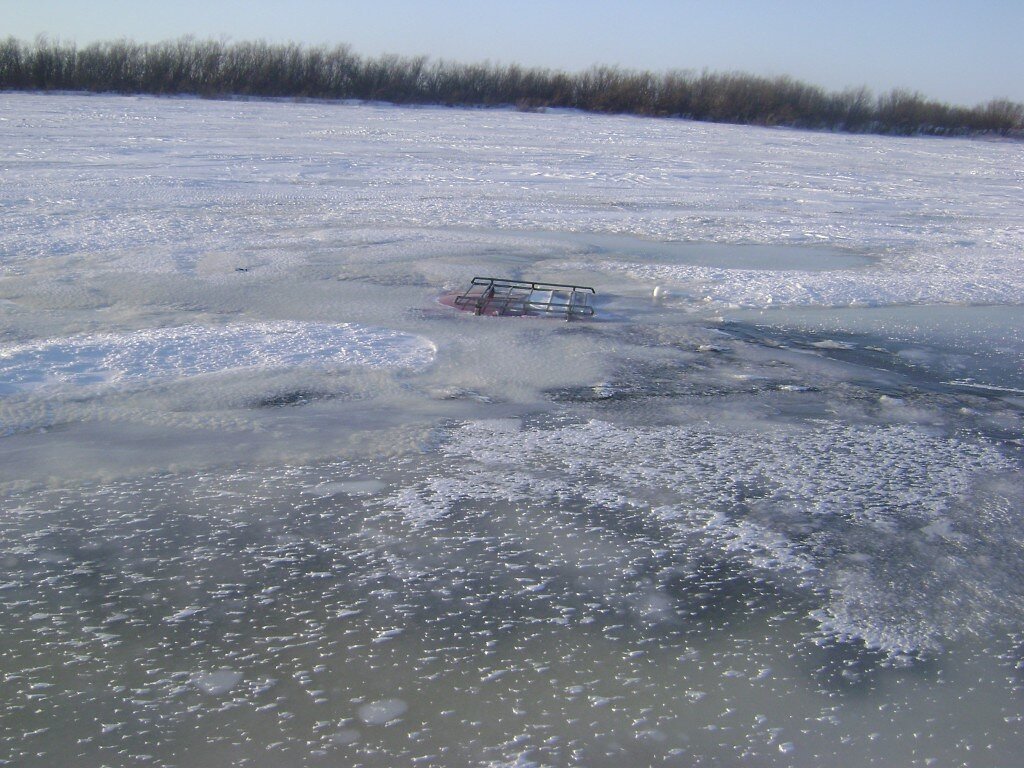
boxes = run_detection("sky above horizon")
[4,0,1023,106]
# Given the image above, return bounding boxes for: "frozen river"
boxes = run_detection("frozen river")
[1,93,1023,766]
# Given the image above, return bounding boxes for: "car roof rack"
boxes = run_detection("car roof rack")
[451,277,596,320]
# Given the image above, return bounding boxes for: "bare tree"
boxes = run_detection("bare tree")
[1,36,1020,138]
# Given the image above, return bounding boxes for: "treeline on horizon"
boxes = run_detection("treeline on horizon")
[3,36,1022,137]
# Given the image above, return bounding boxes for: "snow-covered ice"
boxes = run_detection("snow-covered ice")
[1,92,1022,767]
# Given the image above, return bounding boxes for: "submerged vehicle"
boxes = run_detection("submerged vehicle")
[443,277,596,320]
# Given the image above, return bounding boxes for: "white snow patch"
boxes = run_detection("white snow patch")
[0,322,435,395]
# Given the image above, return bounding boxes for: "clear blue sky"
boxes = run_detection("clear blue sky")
[4,0,1022,105]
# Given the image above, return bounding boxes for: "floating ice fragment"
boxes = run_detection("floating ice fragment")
[164,606,205,622]
[313,480,386,497]
[330,728,361,745]
[638,728,668,742]
[192,669,243,696]
[810,340,854,350]
[358,698,408,725]
[919,518,967,542]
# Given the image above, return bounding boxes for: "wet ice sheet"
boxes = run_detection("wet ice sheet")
[1,444,1021,767]
[1,93,1024,767]
[433,418,1017,655]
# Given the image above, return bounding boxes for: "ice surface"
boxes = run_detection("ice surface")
[1,93,1022,767]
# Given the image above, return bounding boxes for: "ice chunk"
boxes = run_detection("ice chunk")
[164,607,205,623]
[312,480,386,497]
[192,669,243,696]
[330,728,361,745]
[358,698,408,725]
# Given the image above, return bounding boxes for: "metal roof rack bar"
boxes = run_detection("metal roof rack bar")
[452,277,596,320]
